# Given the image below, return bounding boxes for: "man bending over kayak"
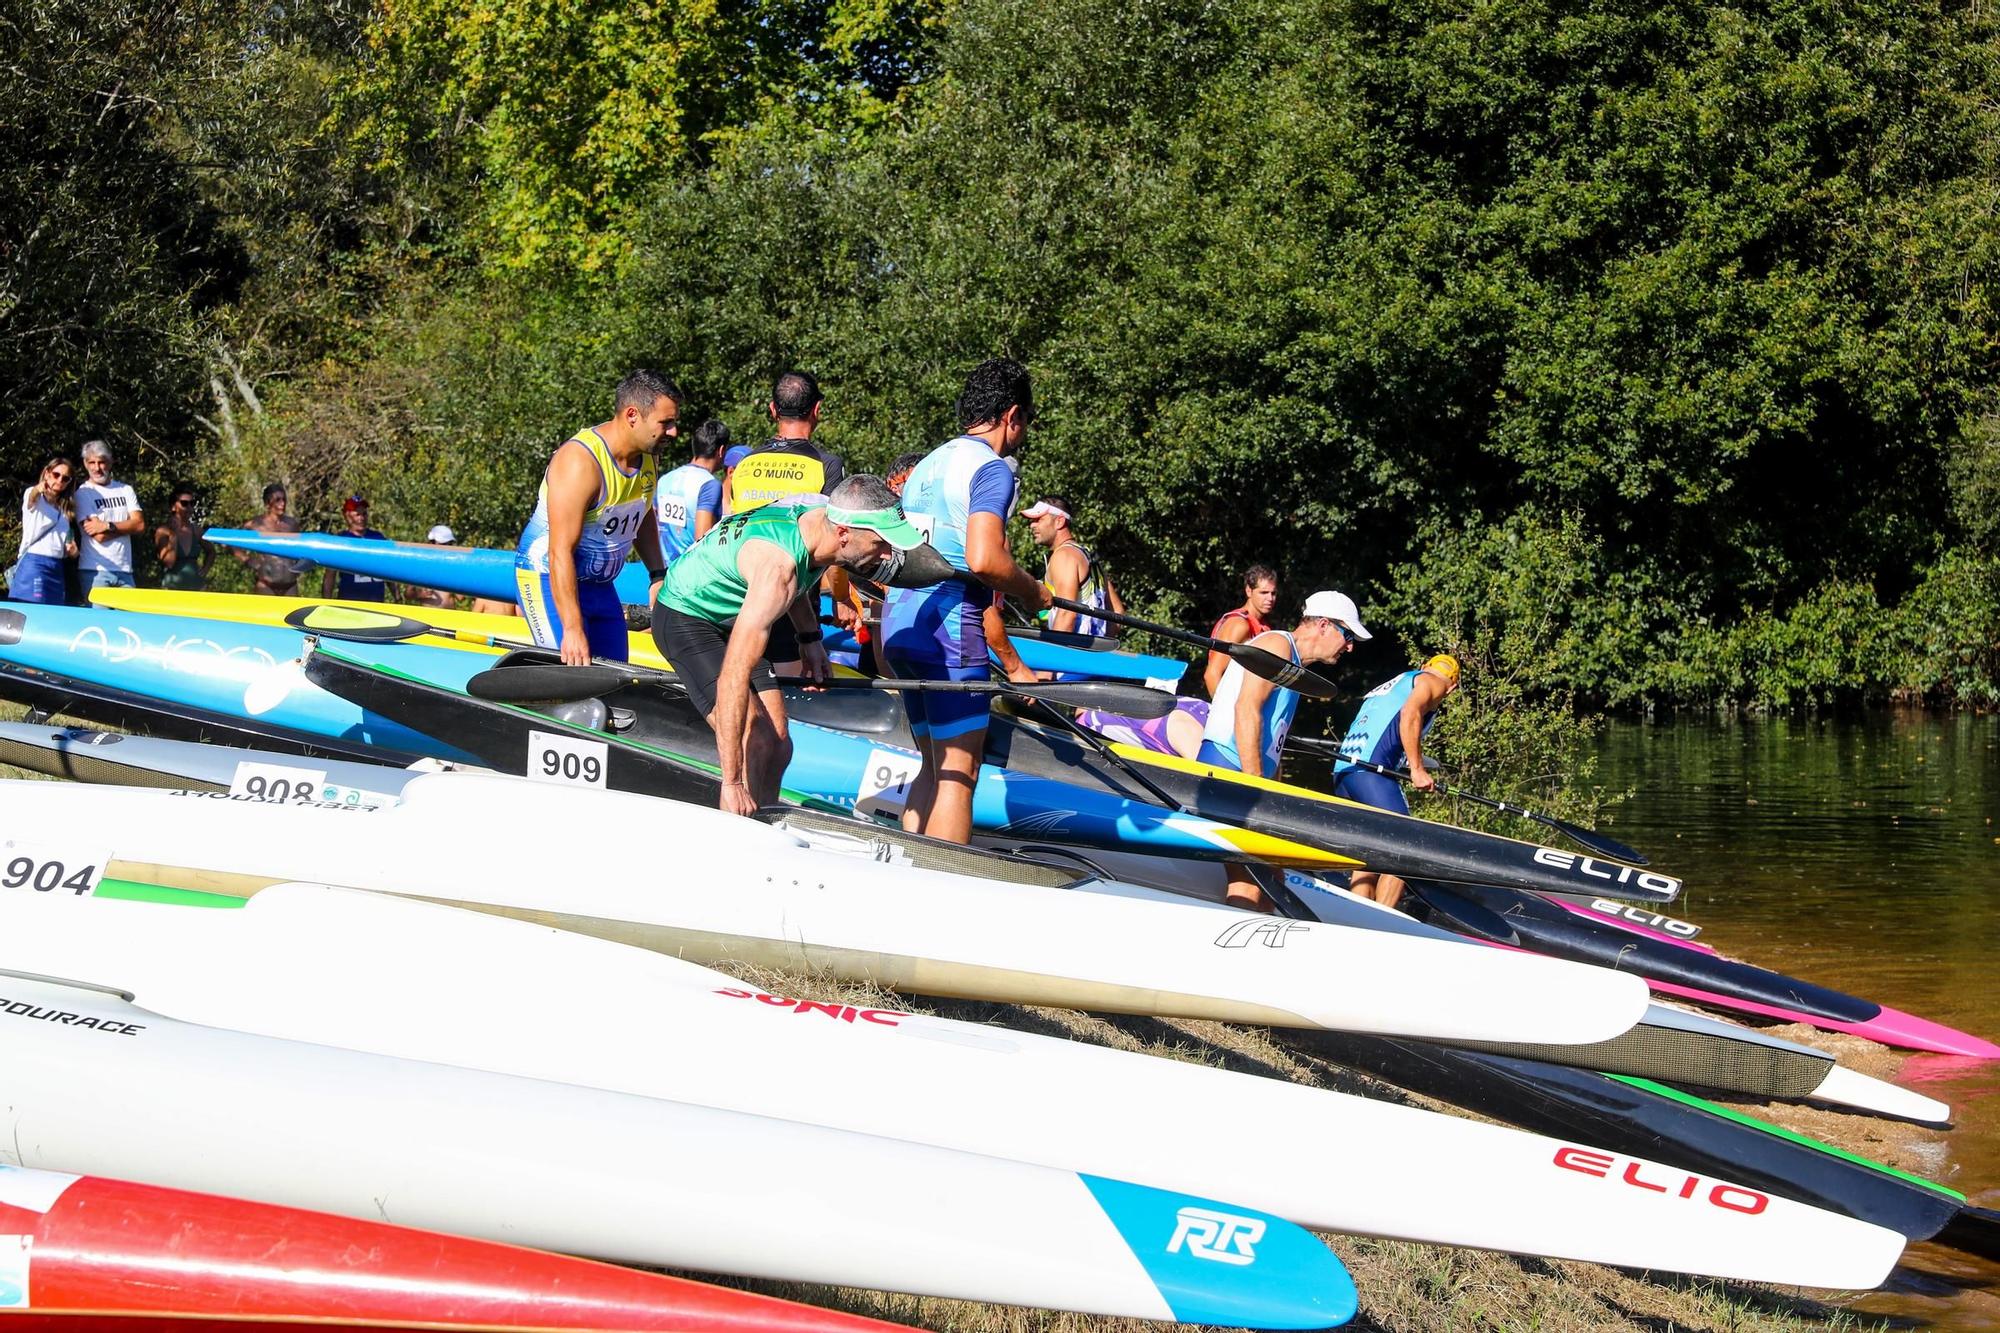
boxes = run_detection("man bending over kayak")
[1335,653,1461,909]
[654,475,932,818]
[1199,590,1368,911]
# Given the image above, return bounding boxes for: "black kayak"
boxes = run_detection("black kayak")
[1291,1032,1999,1262]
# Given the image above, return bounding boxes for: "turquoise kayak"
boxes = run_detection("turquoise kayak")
[204,527,1186,684]
[0,604,489,763]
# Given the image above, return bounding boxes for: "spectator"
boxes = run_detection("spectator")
[154,483,211,591]
[238,483,305,596]
[10,455,77,604]
[75,440,144,593]
[321,496,392,602]
[404,524,460,609]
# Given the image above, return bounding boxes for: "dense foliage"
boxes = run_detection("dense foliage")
[5,0,1997,717]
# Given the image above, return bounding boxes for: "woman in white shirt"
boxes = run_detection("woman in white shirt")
[12,455,78,604]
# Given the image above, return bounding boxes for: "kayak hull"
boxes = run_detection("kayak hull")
[0,1165,904,1332]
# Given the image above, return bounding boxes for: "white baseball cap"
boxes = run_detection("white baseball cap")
[1300,590,1372,639]
[426,524,456,544]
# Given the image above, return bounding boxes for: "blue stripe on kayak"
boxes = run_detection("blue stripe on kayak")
[1080,1174,1357,1328]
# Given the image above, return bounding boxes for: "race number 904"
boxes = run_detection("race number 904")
[1,845,102,897]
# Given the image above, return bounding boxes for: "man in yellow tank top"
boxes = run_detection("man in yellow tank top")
[514,370,681,664]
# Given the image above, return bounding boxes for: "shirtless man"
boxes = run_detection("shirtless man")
[237,483,304,596]
[1205,563,1278,697]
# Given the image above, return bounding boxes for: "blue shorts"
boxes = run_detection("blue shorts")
[1333,766,1409,817]
[883,653,991,741]
[515,568,630,662]
[85,568,135,591]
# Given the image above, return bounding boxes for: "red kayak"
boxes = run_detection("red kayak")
[0,1165,905,1332]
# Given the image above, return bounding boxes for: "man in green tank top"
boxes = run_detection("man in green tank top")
[654,474,931,818]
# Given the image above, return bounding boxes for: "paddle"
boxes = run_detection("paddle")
[279,605,1179,716]
[464,660,1179,717]
[1045,596,1341,699]
[1285,736,1650,866]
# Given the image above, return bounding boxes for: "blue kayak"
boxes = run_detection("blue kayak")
[0,603,489,763]
[206,527,1187,684]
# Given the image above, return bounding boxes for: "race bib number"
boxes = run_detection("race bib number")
[0,839,106,898]
[906,512,936,542]
[230,761,328,805]
[658,497,689,527]
[856,746,919,816]
[529,730,608,788]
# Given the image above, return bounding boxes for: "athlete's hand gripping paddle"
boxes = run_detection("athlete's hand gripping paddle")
[1045,596,1342,700]
[1286,737,1650,867]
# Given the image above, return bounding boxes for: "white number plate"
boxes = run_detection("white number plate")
[856,746,919,816]
[529,730,608,788]
[0,838,107,898]
[230,761,329,805]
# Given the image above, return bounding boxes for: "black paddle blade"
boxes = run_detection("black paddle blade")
[467,662,634,703]
[1229,640,1341,700]
[1548,822,1650,867]
[282,605,431,643]
[1011,680,1179,719]
[880,544,957,589]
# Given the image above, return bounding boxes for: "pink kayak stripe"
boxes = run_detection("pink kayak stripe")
[1646,980,2000,1059]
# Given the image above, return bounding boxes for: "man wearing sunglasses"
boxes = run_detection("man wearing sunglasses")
[1197,590,1369,910]
[1334,653,1463,908]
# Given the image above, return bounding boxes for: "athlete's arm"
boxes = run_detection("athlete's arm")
[1230,630,1290,780]
[541,443,601,666]
[694,477,721,542]
[825,567,859,632]
[1045,545,1083,634]
[984,602,1036,683]
[1103,569,1126,618]
[634,508,666,605]
[1400,673,1446,791]
[714,541,800,817]
[1204,617,1253,697]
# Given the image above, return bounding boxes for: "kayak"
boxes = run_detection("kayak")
[1407,878,2000,1059]
[0,605,493,765]
[0,878,1907,1290]
[0,1163,905,1332]
[304,641,1685,901]
[199,529,1187,683]
[1291,1031,1997,1263]
[91,585,672,668]
[0,723,1943,1124]
[0,721,420,805]
[0,969,1352,1327]
[663,677,1684,902]
[301,641,1362,869]
[0,773,1651,1045]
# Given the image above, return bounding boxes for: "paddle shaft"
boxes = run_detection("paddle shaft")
[1046,596,1339,700]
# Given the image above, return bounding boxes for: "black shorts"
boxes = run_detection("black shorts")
[652,605,782,719]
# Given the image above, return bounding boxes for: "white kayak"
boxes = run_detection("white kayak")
[0,773,1650,1047]
[0,965,1352,1328]
[0,880,1906,1291]
[0,732,1938,1124]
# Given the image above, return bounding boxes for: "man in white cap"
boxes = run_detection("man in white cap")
[404,525,460,609]
[1198,589,1369,911]
[1019,492,1123,636]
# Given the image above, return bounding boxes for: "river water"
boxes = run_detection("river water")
[1591,713,2000,1327]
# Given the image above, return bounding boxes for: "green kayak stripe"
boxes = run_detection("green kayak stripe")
[94,878,247,909]
[1607,1074,1963,1199]
[326,646,825,807]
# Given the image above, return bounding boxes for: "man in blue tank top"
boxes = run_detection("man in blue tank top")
[654,419,727,565]
[1197,589,1370,911]
[880,358,1053,844]
[1334,653,1462,908]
